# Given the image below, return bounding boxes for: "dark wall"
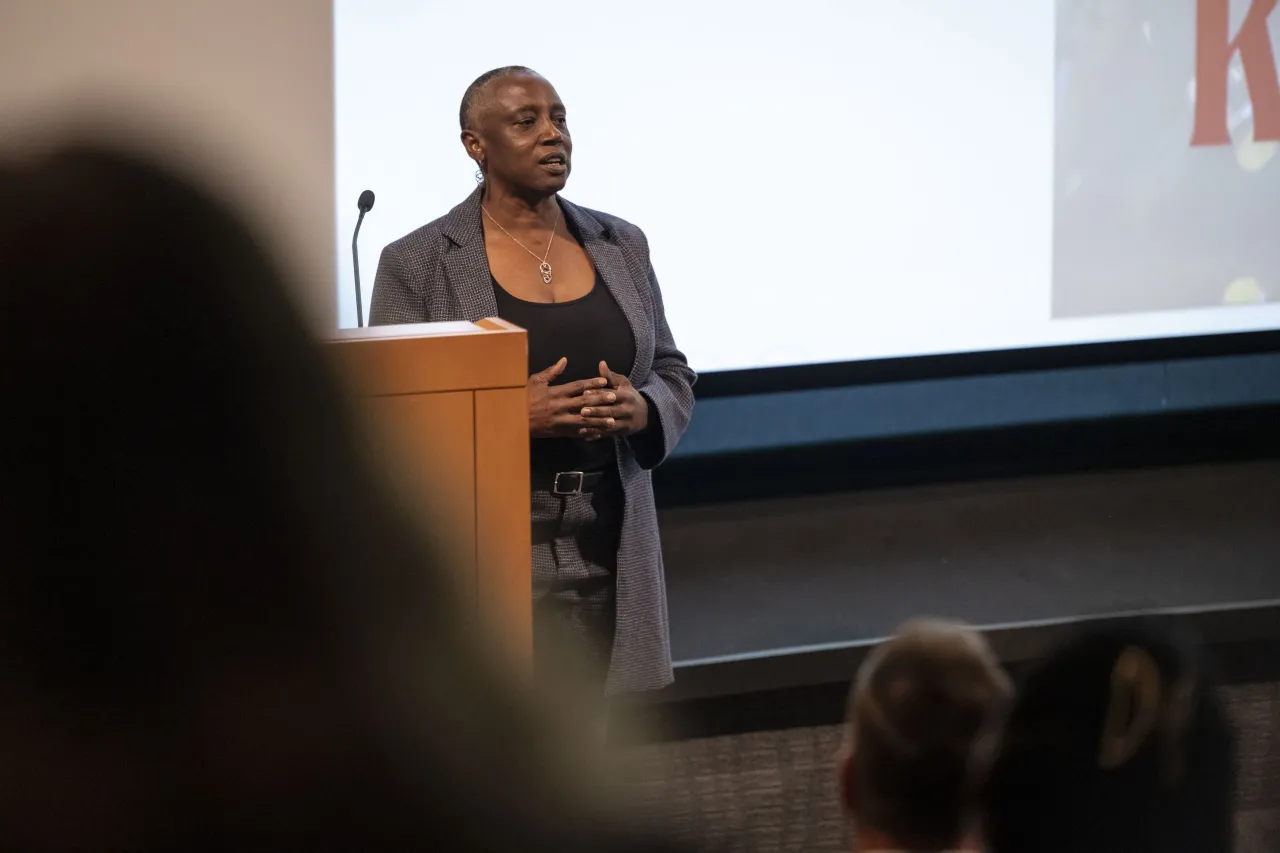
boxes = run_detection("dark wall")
[657,402,1280,507]
[649,406,1280,698]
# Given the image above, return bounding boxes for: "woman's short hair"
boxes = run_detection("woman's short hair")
[983,618,1235,853]
[459,65,538,130]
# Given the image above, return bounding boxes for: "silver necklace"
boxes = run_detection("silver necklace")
[482,204,560,284]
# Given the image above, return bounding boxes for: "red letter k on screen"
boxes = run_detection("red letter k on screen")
[1192,0,1280,145]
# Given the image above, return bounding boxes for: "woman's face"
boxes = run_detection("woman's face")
[467,73,572,196]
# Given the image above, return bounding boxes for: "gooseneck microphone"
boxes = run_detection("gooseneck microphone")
[352,189,376,327]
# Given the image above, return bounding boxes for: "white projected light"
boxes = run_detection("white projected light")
[335,0,1280,373]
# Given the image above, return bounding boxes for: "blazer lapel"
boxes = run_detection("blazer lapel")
[560,198,651,381]
[440,187,498,320]
[439,192,652,379]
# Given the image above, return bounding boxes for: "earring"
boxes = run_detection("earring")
[475,163,485,184]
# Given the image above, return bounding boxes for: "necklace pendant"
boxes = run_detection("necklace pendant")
[539,261,553,284]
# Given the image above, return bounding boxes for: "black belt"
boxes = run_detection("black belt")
[535,469,608,495]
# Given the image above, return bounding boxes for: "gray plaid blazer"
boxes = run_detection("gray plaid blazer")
[368,187,696,694]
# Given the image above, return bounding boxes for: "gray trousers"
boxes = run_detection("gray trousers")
[530,466,623,700]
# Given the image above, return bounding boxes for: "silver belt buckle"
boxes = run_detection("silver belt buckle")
[553,471,585,495]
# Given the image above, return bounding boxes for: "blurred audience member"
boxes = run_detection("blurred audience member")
[839,619,1013,853]
[0,142,683,852]
[984,619,1235,853]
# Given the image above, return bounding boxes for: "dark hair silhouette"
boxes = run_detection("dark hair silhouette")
[0,143,680,852]
[983,618,1234,853]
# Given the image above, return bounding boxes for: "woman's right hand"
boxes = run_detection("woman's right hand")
[527,358,617,438]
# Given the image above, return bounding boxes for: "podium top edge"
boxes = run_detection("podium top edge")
[328,318,524,342]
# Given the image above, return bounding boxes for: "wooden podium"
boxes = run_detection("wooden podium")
[327,319,531,667]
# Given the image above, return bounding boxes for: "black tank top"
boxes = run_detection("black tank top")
[492,271,636,476]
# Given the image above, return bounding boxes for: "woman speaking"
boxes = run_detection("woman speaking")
[369,67,695,701]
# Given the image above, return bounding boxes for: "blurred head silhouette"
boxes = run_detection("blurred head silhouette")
[840,619,1012,853]
[983,619,1234,853]
[0,141,678,852]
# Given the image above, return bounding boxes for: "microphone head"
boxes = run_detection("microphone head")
[357,189,375,212]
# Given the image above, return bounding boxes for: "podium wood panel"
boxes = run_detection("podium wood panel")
[475,387,532,666]
[327,320,530,668]
[365,391,477,605]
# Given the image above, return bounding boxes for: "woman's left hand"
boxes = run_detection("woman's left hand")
[578,361,649,440]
